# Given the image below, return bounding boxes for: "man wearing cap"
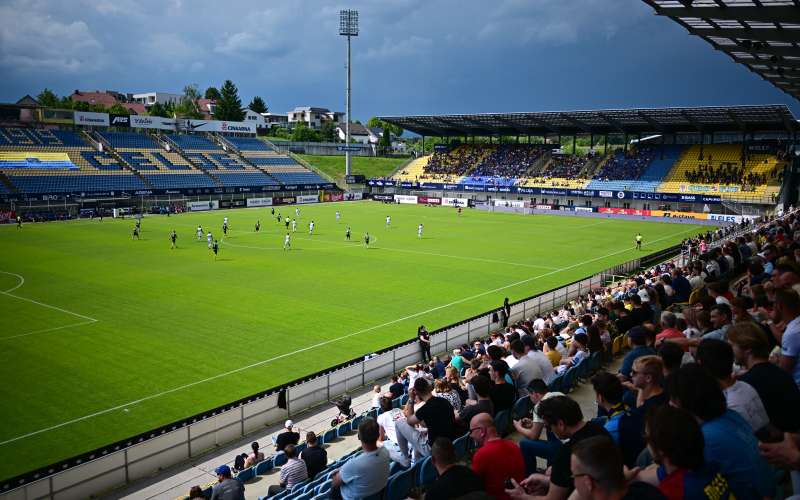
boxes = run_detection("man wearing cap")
[275,420,300,451]
[210,464,244,500]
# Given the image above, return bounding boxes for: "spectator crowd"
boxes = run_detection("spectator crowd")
[594,147,655,182]
[201,209,800,500]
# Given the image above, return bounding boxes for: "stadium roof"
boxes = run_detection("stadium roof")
[379,105,798,137]
[642,0,800,102]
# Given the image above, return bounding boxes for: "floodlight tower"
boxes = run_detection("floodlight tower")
[339,9,358,176]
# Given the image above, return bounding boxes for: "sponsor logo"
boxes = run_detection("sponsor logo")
[220,122,252,132]
[598,190,613,198]
[188,121,207,131]
[616,191,625,199]
[134,190,153,195]
[78,115,106,125]
[133,117,153,125]
[111,115,130,125]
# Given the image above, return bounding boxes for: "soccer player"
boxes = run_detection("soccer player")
[636,233,643,250]
[364,232,370,247]
[292,218,297,232]
[295,207,300,217]
[345,225,351,241]
[223,216,228,226]
[212,240,219,260]
[271,207,275,216]
[285,216,290,230]
[207,231,213,249]
[458,207,462,216]
[283,232,291,251]
[336,210,341,222]
[255,220,260,232]
[417,223,423,239]
[196,225,203,241]
[16,215,22,229]
[277,211,282,223]
[309,220,315,235]
[385,215,391,228]
[135,219,141,234]
[222,221,228,236]
[132,226,140,240]
[170,230,177,249]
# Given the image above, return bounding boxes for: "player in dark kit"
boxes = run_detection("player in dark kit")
[364,232,370,247]
[636,233,642,250]
[271,207,275,216]
[223,222,228,236]
[345,226,351,241]
[135,219,141,234]
[170,230,177,249]
[255,220,260,232]
[16,215,22,228]
[212,240,219,260]
[132,226,140,240]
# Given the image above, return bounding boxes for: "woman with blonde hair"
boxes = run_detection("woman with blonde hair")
[433,378,462,412]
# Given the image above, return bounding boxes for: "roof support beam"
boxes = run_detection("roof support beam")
[636,111,665,132]
[652,6,800,24]
[725,109,747,131]
[524,116,560,134]
[492,116,536,136]
[558,113,591,133]
[690,28,800,44]
[596,112,626,133]
[680,111,703,132]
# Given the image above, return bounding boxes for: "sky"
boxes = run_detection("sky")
[0,0,797,121]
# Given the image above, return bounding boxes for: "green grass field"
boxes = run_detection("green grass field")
[0,201,708,480]
[297,155,409,184]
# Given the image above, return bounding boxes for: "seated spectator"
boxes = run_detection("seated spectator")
[623,355,668,414]
[332,418,390,500]
[556,333,589,372]
[656,342,684,378]
[635,405,734,500]
[470,412,526,500]
[188,486,206,500]
[275,420,300,451]
[523,335,557,384]
[618,327,655,381]
[376,396,410,467]
[434,378,462,412]
[450,348,466,372]
[489,359,517,413]
[666,364,775,498]
[388,374,405,399]
[458,375,495,424]
[395,378,457,462]
[267,444,308,496]
[543,336,562,366]
[695,338,769,433]
[510,340,545,397]
[507,435,664,500]
[512,395,610,500]
[775,288,800,387]
[300,432,327,480]
[243,441,264,468]
[591,372,630,444]
[654,311,684,346]
[370,385,382,408]
[424,437,484,500]
[728,322,800,432]
[514,379,565,474]
[210,464,244,500]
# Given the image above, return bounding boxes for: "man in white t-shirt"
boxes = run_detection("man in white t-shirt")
[532,314,546,333]
[696,337,769,432]
[376,397,410,467]
[509,340,544,398]
[522,336,556,384]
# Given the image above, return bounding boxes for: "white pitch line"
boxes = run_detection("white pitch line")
[0,271,25,293]
[0,270,98,323]
[0,320,97,341]
[0,224,699,447]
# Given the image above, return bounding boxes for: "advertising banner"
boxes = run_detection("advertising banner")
[345,192,363,201]
[650,210,708,220]
[272,196,295,205]
[417,196,442,205]
[493,200,525,208]
[442,197,468,207]
[130,115,176,131]
[184,119,256,134]
[574,207,594,213]
[394,195,418,204]
[188,201,212,211]
[74,111,110,127]
[707,213,758,223]
[246,197,273,207]
[599,208,652,216]
[372,194,394,201]
[296,194,319,204]
[535,204,553,210]
[109,114,130,127]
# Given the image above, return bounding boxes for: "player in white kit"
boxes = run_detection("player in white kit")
[309,220,315,235]
[283,233,291,250]
[295,207,300,217]
[206,232,213,249]
[385,215,391,228]
[292,219,297,232]
[196,225,203,240]
[336,211,341,221]
[418,223,423,238]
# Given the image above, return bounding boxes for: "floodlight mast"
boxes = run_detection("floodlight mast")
[340,9,358,176]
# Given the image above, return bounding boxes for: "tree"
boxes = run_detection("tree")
[108,103,130,115]
[148,102,169,118]
[379,128,391,151]
[37,88,61,108]
[291,122,320,142]
[204,86,221,100]
[213,80,245,121]
[174,84,203,119]
[367,117,403,138]
[248,96,268,114]
[319,120,336,142]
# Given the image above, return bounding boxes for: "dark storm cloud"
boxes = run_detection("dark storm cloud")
[0,0,796,118]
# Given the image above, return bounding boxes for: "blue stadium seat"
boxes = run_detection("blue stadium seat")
[247,156,298,166]
[8,174,147,194]
[81,151,123,170]
[512,396,532,420]
[166,134,221,150]
[143,173,216,189]
[274,451,288,467]
[215,172,278,187]
[494,410,512,437]
[98,131,160,149]
[255,457,274,475]
[227,137,272,151]
[322,428,337,445]
[453,434,472,459]
[385,468,414,500]
[417,456,437,485]
[235,467,255,482]
[118,151,159,170]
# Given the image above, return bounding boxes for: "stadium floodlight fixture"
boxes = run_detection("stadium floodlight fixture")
[339,9,358,175]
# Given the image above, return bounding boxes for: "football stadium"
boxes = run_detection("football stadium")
[2,1,800,499]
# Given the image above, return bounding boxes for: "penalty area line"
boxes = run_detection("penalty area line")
[0,225,697,447]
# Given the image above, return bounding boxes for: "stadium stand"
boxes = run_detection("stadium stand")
[221,136,329,186]
[0,127,146,194]
[515,152,592,189]
[587,145,686,192]
[165,211,798,500]
[392,155,430,182]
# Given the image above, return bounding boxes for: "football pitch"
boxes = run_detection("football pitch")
[0,201,708,480]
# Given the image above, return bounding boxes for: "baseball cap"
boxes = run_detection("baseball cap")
[215,464,231,476]
[285,419,293,428]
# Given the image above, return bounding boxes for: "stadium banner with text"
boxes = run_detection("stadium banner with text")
[367,180,721,203]
[649,210,708,220]
[394,194,418,204]
[345,192,363,201]
[707,213,759,223]
[0,152,77,169]
[109,114,130,128]
[272,196,295,205]
[188,201,215,211]
[296,194,319,204]
[246,197,273,207]
[130,115,176,131]
[183,119,256,134]
[535,204,554,210]
[599,207,652,216]
[417,196,442,205]
[678,184,740,194]
[74,111,110,127]
[322,192,345,202]
[493,200,525,208]
[574,207,594,213]
[442,197,469,207]
[371,194,395,201]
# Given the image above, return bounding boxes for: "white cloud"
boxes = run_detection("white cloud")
[0,4,103,73]
[360,36,432,61]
